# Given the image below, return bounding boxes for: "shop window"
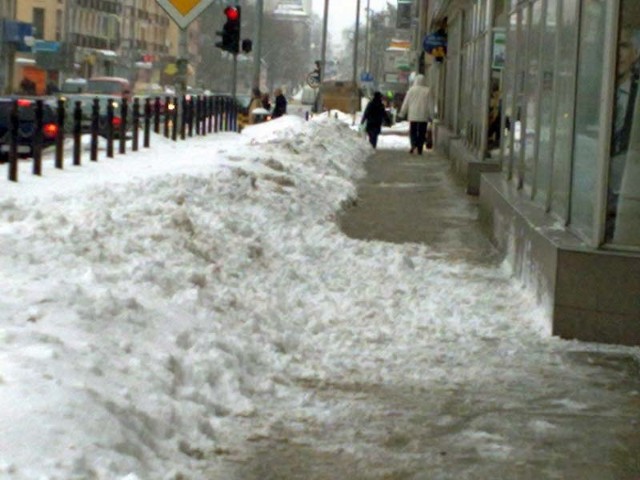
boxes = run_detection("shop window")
[607,0,640,245]
[514,7,529,188]
[534,0,558,206]
[522,0,543,194]
[550,0,579,221]
[502,12,518,178]
[445,15,461,132]
[570,0,607,239]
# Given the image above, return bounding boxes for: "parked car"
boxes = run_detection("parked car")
[58,94,132,138]
[0,96,58,161]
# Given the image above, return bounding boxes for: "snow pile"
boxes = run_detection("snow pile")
[0,116,371,479]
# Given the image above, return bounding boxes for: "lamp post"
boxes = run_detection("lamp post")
[364,0,371,74]
[252,0,263,89]
[351,0,361,122]
[315,0,329,113]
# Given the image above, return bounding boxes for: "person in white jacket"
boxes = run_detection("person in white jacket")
[399,74,434,155]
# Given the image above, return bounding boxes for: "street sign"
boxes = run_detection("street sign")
[360,72,374,83]
[156,0,214,29]
[33,40,60,53]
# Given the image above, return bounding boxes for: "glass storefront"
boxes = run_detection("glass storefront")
[440,0,639,249]
[534,0,556,206]
[608,0,640,246]
[550,0,579,220]
[570,0,607,239]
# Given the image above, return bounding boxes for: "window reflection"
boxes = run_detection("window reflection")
[608,5,640,245]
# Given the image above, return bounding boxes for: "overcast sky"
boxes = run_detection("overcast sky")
[311,0,391,43]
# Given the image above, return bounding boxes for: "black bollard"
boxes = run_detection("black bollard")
[132,97,140,151]
[33,99,43,175]
[213,96,220,133]
[188,96,194,137]
[106,99,114,158]
[8,100,18,181]
[119,98,128,154]
[55,98,65,169]
[153,97,161,134]
[232,97,238,132]
[171,97,178,142]
[164,95,170,138]
[227,97,233,132]
[143,98,151,148]
[181,96,187,140]
[208,96,213,133]
[73,100,82,166]
[90,98,99,161]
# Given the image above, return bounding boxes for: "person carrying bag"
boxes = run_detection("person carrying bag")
[399,74,434,155]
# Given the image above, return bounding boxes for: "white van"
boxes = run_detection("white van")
[61,78,87,94]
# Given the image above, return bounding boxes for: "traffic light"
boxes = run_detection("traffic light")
[216,6,241,54]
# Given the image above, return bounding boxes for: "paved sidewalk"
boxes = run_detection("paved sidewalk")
[339,148,498,264]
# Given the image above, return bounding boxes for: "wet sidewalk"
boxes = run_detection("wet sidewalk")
[339,148,498,264]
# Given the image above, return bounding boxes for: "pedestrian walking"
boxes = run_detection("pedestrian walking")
[248,87,263,125]
[272,88,287,118]
[399,74,434,155]
[360,91,391,149]
[261,93,271,112]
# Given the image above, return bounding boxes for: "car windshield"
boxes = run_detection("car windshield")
[0,99,54,122]
[63,96,122,115]
[61,84,86,94]
[86,80,126,95]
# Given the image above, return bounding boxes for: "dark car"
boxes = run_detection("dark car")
[0,96,59,162]
[58,94,132,138]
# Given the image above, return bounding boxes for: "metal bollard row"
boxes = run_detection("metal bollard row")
[3,95,239,182]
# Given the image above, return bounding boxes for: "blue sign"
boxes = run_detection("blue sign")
[360,71,374,82]
[1,20,34,52]
[423,30,447,54]
[33,40,60,53]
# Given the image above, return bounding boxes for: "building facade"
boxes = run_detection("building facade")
[0,0,203,94]
[427,0,640,345]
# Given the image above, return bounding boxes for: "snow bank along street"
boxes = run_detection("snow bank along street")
[0,116,638,479]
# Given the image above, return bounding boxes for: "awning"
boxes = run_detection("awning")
[15,57,36,65]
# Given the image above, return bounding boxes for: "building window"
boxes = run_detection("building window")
[32,7,45,39]
[56,9,63,41]
[570,0,607,240]
[550,0,579,221]
[522,0,543,195]
[533,0,557,206]
[607,0,640,246]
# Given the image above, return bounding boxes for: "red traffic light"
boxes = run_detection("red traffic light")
[224,6,239,21]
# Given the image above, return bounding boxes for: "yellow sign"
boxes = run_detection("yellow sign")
[168,0,199,15]
[156,0,214,29]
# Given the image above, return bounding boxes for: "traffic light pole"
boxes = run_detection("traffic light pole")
[252,0,264,90]
[177,28,188,99]
[352,0,361,124]
[315,0,330,114]
[232,53,238,100]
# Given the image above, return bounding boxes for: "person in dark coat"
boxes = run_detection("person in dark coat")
[261,93,271,111]
[360,91,390,149]
[272,88,287,118]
